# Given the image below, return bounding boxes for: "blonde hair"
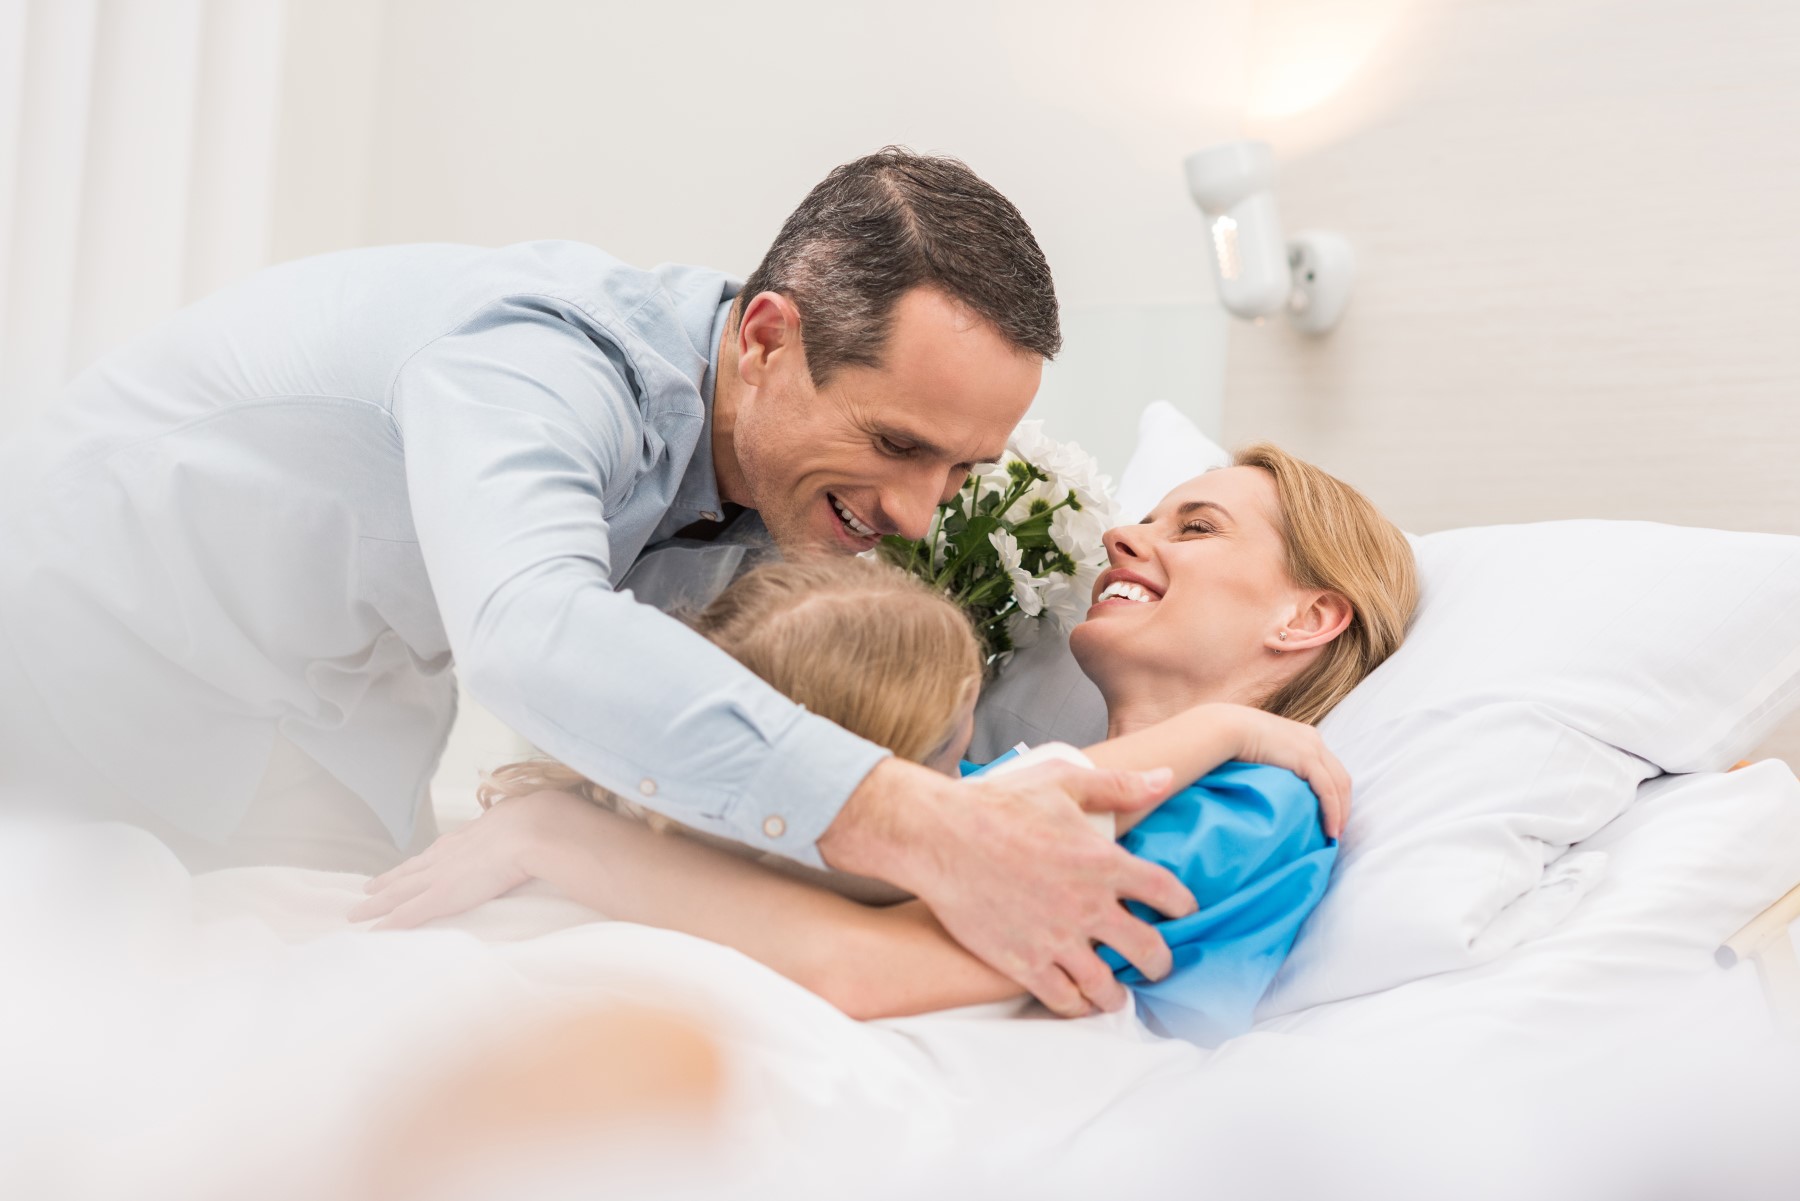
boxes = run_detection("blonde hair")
[476,556,984,826]
[1233,442,1419,726]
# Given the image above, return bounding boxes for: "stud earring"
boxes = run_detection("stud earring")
[1274,630,1288,655]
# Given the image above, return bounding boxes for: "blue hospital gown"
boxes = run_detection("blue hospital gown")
[960,754,1337,1046]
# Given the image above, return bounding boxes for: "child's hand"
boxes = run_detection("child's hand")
[348,791,586,929]
[1219,706,1353,838]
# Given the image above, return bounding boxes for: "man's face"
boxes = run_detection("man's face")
[733,287,1040,555]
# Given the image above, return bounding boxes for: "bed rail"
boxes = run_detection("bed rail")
[1716,760,1800,1034]
[1718,881,1800,1034]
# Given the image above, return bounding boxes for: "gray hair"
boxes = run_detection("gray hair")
[738,146,1061,385]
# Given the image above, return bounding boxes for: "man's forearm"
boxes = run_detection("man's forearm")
[458,568,891,868]
[814,757,950,892]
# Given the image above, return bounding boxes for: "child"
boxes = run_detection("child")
[474,555,984,905]
[368,553,1339,1045]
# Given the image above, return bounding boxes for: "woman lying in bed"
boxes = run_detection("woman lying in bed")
[354,443,1418,1043]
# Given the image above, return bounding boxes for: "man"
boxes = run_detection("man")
[0,148,1194,1017]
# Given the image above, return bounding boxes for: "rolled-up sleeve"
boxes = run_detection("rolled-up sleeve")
[391,304,891,866]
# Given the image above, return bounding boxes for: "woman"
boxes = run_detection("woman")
[354,443,1418,1042]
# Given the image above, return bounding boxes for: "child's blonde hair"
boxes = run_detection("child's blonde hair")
[476,555,984,826]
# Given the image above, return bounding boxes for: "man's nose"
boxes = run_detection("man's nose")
[883,483,943,542]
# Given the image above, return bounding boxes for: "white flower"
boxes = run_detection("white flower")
[1002,476,1060,524]
[1075,471,1118,524]
[987,528,1044,617]
[925,507,951,570]
[881,420,1125,673]
[1049,503,1108,561]
[1005,419,1055,465]
[1040,557,1105,631]
[1006,424,1118,527]
[988,526,1021,571]
[972,457,1017,506]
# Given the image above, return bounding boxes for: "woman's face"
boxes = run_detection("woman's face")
[1069,467,1304,703]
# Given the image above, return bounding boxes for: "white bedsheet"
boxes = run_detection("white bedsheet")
[6,765,1800,1201]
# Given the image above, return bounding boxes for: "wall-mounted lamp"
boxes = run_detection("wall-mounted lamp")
[1183,140,1354,334]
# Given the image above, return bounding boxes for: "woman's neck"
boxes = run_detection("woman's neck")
[1100,673,1266,739]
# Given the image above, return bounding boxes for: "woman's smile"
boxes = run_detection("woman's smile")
[1088,568,1166,615]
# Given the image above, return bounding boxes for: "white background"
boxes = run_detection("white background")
[4,0,1795,777]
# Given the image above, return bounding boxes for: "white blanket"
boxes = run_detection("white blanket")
[6,765,1800,1201]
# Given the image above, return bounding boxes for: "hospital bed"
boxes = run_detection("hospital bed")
[4,749,1797,1201]
[1722,871,1800,1032]
[7,401,1799,1200]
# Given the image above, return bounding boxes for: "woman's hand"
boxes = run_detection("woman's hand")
[349,791,589,929]
[1217,705,1353,837]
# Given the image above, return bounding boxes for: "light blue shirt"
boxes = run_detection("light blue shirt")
[0,241,890,864]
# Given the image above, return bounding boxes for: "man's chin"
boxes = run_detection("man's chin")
[762,511,847,558]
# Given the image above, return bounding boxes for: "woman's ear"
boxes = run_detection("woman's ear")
[1273,591,1354,654]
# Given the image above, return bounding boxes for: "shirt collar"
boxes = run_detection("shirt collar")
[672,294,738,520]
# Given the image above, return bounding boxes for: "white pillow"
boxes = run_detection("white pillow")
[1261,761,1800,1049]
[968,401,1228,759]
[1112,399,1233,523]
[1261,518,1800,1014]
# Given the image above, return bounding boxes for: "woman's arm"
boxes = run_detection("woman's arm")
[358,790,1023,1020]
[1079,703,1351,838]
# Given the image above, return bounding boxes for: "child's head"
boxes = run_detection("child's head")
[478,556,984,810]
[684,555,984,772]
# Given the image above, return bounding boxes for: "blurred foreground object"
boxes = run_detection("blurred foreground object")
[363,1003,723,1201]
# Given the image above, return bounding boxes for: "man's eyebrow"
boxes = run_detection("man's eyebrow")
[877,424,1006,469]
[1140,500,1234,524]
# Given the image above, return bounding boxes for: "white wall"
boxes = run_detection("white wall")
[1223,0,1800,537]
[268,0,1257,795]
[0,0,286,435]
[1222,0,1800,760]
[13,2,1795,781]
[274,0,1255,474]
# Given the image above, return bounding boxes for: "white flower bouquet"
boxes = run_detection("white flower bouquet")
[876,421,1117,673]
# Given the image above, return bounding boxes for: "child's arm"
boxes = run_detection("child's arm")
[352,705,1347,1024]
[356,789,1028,1019]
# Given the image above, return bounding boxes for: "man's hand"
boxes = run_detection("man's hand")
[816,757,1197,1018]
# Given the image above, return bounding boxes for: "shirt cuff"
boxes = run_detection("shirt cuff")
[719,706,893,870]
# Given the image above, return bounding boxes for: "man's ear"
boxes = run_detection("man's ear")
[1279,590,1354,653]
[735,291,803,389]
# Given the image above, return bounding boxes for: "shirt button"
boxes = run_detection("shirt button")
[700,510,720,522]
[638,778,657,796]
[762,815,787,839]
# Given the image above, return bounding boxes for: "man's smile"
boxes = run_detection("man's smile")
[826,492,882,548]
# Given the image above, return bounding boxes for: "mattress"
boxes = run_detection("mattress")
[4,763,1799,1201]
